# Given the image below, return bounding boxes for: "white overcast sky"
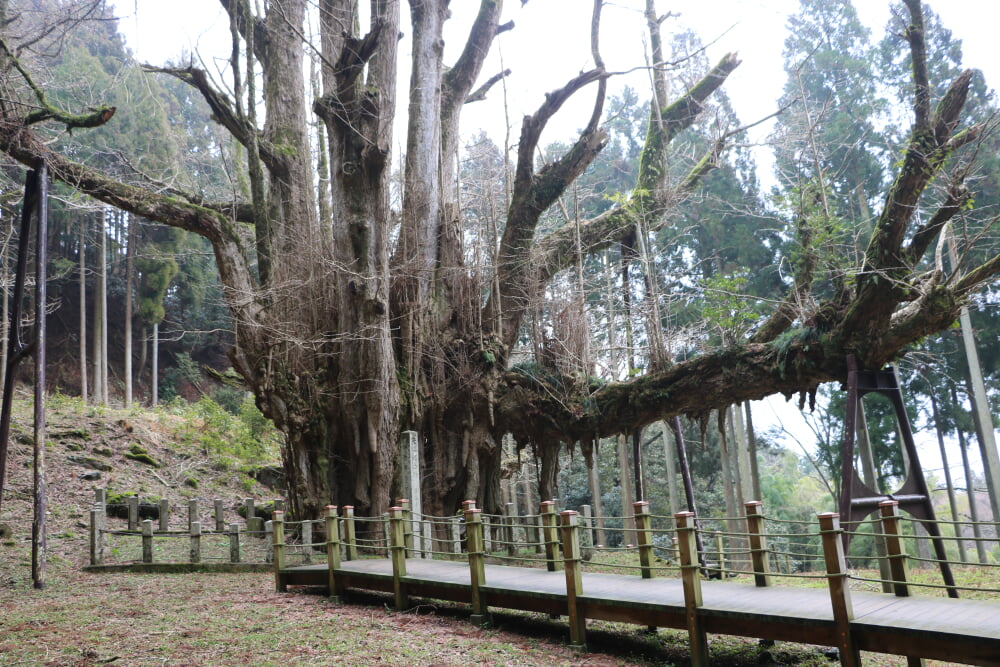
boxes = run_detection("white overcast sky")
[117,0,1000,145]
[116,0,997,488]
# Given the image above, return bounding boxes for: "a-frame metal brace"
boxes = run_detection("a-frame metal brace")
[838,355,958,598]
[0,164,49,590]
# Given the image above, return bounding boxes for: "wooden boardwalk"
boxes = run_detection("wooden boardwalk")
[269,502,1000,666]
[279,557,1000,666]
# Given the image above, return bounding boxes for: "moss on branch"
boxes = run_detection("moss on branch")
[0,36,116,131]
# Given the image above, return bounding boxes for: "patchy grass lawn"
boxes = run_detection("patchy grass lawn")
[1,565,622,667]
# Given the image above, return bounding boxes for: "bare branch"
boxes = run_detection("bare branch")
[145,65,251,147]
[218,0,267,64]
[465,69,511,104]
[443,0,506,112]
[905,181,971,265]
[531,53,741,288]
[0,36,115,130]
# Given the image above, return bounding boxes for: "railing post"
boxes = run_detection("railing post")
[450,515,462,554]
[190,521,202,563]
[159,499,170,532]
[89,507,98,566]
[879,500,910,597]
[272,511,286,592]
[244,498,258,532]
[713,531,726,578]
[482,514,493,554]
[188,498,199,533]
[398,499,413,557]
[389,506,408,610]
[325,506,343,602]
[415,505,427,559]
[560,510,586,649]
[94,488,106,508]
[634,501,654,579]
[504,502,516,558]
[214,499,225,533]
[141,519,154,563]
[745,501,771,587]
[676,512,707,666]
[818,512,860,667]
[580,504,594,561]
[265,520,274,562]
[541,501,561,571]
[302,519,313,564]
[460,499,476,556]
[382,512,391,556]
[464,505,488,626]
[89,506,105,566]
[342,506,357,561]
[127,496,139,531]
[229,523,241,563]
[530,514,543,554]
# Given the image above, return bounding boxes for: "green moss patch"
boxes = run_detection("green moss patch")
[125,443,161,468]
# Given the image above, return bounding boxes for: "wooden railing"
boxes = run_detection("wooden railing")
[87,489,286,569]
[270,497,1000,667]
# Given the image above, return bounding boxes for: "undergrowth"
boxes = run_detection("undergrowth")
[160,395,281,466]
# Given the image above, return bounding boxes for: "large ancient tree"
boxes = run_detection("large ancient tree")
[0,0,997,519]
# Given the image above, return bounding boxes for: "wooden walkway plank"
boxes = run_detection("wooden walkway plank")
[277,557,1000,665]
[853,593,1000,638]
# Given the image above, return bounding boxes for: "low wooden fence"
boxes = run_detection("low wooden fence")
[87,490,286,569]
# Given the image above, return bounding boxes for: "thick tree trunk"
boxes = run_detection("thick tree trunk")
[537,441,559,505]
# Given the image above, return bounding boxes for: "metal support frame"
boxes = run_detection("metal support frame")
[0,163,49,588]
[838,355,957,598]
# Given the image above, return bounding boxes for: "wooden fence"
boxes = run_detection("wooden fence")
[87,488,1000,588]
[87,489,286,569]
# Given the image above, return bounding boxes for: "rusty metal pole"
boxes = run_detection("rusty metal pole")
[0,169,39,524]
